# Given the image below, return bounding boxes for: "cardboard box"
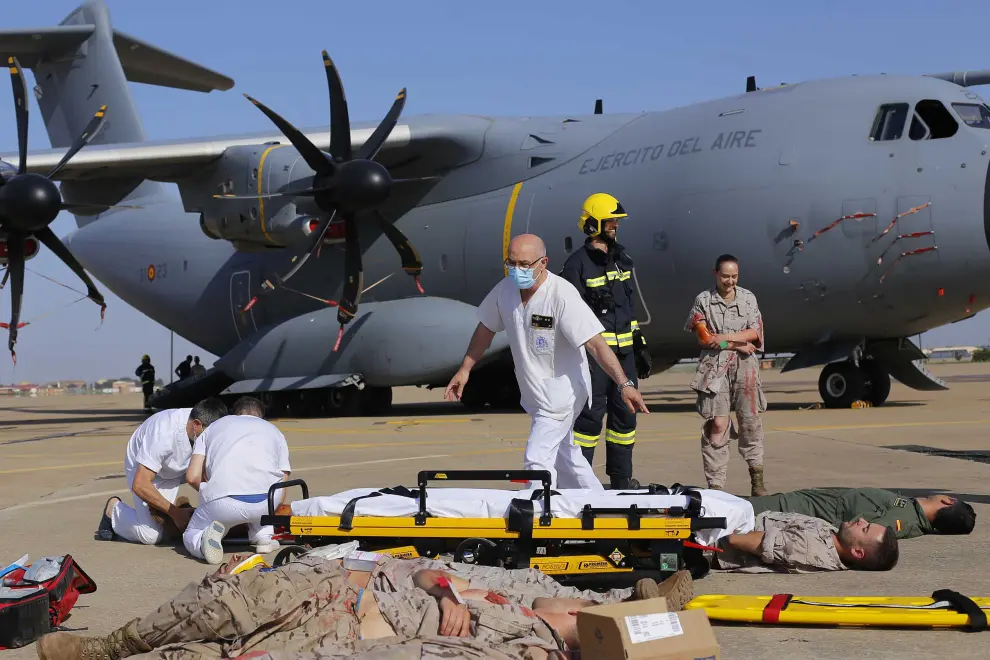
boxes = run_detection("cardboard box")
[577,599,720,660]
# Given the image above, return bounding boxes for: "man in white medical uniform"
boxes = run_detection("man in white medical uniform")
[96,398,228,544]
[445,234,649,491]
[183,396,292,564]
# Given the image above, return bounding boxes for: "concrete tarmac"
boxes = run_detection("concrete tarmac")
[2,362,989,659]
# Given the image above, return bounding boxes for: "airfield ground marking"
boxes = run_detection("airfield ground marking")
[0,460,121,475]
[0,449,523,515]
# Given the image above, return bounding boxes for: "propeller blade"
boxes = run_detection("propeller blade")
[336,212,363,327]
[46,105,109,179]
[355,88,407,162]
[275,208,338,286]
[322,51,351,162]
[243,93,334,176]
[375,210,424,292]
[34,227,107,314]
[5,232,24,358]
[8,57,29,175]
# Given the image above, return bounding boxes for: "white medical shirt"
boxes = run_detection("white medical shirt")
[123,407,193,488]
[192,414,291,503]
[477,272,605,419]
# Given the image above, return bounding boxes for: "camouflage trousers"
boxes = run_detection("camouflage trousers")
[696,354,767,488]
[371,556,633,607]
[130,556,361,659]
[219,635,562,660]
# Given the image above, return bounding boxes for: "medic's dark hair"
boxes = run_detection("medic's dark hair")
[190,397,227,427]
[714,254,738,271]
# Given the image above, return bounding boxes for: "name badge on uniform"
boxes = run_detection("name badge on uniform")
[530,314,554,355]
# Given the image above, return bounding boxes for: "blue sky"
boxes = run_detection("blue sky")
[0,0,989,383]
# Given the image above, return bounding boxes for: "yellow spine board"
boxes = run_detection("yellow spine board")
[286,515,691,540]
[686,594,990,628]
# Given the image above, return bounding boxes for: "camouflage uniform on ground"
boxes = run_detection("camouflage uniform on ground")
[713,511,847,573]
[370,555,633,607]
[222,636,562,660]
[683,285,767,491]
[40,555,571,660]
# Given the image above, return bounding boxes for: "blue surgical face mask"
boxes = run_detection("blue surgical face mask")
[509,266,536,289]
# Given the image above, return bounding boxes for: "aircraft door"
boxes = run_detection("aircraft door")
[230,270,259,341]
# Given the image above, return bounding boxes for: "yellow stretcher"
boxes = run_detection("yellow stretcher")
[685,592,990,630]
[259,469,728,589]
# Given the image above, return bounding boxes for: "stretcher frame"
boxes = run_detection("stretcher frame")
[259,469,728,588]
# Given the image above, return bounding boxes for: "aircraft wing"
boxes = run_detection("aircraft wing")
[0,114,490,182]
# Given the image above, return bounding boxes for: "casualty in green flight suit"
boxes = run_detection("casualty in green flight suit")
[747,487,976,539]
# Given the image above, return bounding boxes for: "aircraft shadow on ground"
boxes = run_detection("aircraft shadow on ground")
[0,407,149,428]
[0,414,148,429]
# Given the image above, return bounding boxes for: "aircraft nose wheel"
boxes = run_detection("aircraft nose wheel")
[818,360,891,408]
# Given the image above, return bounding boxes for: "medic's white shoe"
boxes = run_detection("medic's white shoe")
[254,540,279,554]
[201,521,226,565]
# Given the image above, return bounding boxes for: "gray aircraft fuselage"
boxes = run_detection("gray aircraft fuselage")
[62,74,990,377]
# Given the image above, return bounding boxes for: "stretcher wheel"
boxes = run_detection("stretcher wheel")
[454,538,498,565]
[273,545,309,567]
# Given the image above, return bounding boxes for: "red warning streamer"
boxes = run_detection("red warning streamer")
[809,212,877,241]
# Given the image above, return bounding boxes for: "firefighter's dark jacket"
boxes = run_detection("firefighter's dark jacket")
[559,238,645,355]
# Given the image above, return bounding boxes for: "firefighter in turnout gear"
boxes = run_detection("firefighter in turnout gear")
[135,355,156,412]
[560,193,652,490]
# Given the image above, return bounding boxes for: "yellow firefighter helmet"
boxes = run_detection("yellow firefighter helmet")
[579,193,627,236]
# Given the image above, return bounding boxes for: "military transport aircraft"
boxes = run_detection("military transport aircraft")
[1,0,988,415]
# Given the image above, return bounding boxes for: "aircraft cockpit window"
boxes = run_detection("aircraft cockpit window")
[0,160,15,182]
[869,103,908,141]
[910,100,958,140]
[951,103,990,129]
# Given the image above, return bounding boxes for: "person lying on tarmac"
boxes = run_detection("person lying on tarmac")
[712,511,899,573]
[747,487,976,540]
[34,554,693,660]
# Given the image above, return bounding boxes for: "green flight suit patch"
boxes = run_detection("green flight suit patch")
[892,497,908,508]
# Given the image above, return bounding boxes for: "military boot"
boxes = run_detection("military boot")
[610,477,641,490]
[632,570,695,611]
[35,619,151,660]
[749,465,768,497]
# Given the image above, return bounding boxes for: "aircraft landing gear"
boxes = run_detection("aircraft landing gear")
[818,360,891,408]
[459,364,522,412]
[247,384,393,419]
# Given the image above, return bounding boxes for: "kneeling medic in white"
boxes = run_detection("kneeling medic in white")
[97,398,229,545]
[183,396,291,563]
[445,234,649,491]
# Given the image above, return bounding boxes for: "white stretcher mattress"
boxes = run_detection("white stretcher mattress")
[288,487,754,546]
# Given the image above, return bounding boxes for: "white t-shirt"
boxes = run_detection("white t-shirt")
[192,415,291,503]
[123,408,193,488]
[477,272,605,419]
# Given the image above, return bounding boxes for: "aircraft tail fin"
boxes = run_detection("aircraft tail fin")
[0,0,233,225]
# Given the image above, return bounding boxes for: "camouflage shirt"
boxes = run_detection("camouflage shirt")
[683,286,765,394]
[715,511,847,573]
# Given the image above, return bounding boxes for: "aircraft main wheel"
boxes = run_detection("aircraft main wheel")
[860,360,891,406]
[458,378,489,411]
[360,386,393,416]
[326,386,361,417]
[818,361,865,408]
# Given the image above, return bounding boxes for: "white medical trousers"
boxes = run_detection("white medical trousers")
[524,394,605,491]
[182,490,284,560]
[111,475,181,545]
